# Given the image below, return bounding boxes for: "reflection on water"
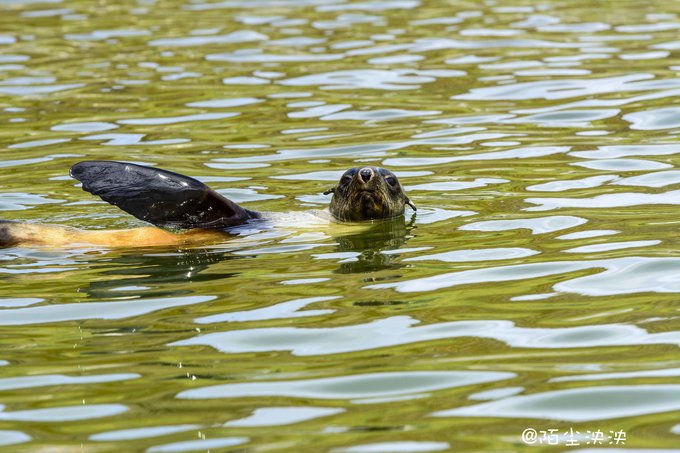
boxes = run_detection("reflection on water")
[177,370,515,400]
[332,216,413,273]
[172,315,680,356]
[2,0,680,450]
[434,385,680,422]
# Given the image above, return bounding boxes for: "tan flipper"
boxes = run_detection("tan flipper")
[0,221,228,248]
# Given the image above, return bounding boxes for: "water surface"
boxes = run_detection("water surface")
[1,0,680,451]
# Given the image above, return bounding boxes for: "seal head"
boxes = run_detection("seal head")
[326,167,416,221]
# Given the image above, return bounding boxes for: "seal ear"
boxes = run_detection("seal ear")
[70,161,259,230]
[323,187,336,195]
[406,197,417,211]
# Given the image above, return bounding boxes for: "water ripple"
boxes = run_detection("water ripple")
[563,240,660,254]
[0,404,127,422]
[570,144,680,159]
[455,74,657,101]
[332,441,450,453]
[194,296,338,323]
[117,112,237,125]
[280,69,464,90]
[371,256,680,297]
[384,146,569,167]
[147,437,249,453]
[148,30,267,46]
[170,315,680,356]
[552,367,680,383]
[433,385,680,421]
[0,430,30,447]
[224,407,344,427]
[460,215,587,234]
[0,296,215,325]
[177,371,515,400]
[403,247,539,262]
[572,158,671,171]
[624,107,680,130]
[525,190,680,211]
[614,170,680,188]
[90,425,202,441]
[0,373,139,391]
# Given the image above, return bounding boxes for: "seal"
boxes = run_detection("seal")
[325,167,416,222]
[0,161,416,248]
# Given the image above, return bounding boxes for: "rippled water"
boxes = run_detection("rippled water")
[2,0,680,451]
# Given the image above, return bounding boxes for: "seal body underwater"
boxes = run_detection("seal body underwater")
[0,161,416,248]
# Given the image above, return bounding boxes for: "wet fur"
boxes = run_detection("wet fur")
[327,167,414,222]
[1,163,414,248]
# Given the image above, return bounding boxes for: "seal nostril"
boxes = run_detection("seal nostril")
[359,168,373,183]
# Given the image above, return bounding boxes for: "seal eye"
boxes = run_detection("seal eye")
[385,176,397,187]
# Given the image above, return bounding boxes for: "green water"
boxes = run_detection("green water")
[2,0,680,451]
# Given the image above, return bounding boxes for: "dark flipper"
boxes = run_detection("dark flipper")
[70,161,260,230]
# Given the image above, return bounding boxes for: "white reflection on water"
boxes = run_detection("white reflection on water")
[8,138,71,148]
[460,215,586,234]
[369,257,680,296]
[0,430,30,447]
[508,109,618,126]
[572,158,670,171]
[148,30,267,47]
[432,385,680,421]
[176,370,515,400]
[321,108,441,121]
[90,424,202,441]
[0,296,215,325]
[280,69,464,90]
[404,247,539,262]
[557,230,620,240]
[317,1,420,12]
[117,112,238,125]
[0,193,64,211]
[208,50,343,63]
[570,144,680,159]
[331,441,450,453]
[147,437,249,453]
[551,367,680,382]
[624,106,680,130]
[79,133,189,146]
[0,373,139,391]
[51,122,118,132]
[194,296,339,324]
[171,315,680,356]
[455,74,666,100]
[614,170,680,188]
[563,240,660,254]
[185,97,262,108]
[525,189,680,211]
[413,208,476,224]
[527,175,618,192]
[384,145,569,167]
[406,178,508,192]
[0,83,84,95]
[224,406,344,427]
[0,404,127,422]
[65,29,149,41]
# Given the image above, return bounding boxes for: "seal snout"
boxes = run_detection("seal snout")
[328,165,412,221]
[358,167,374,184]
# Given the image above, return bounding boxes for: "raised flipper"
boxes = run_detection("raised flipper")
[70,161,260,230]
